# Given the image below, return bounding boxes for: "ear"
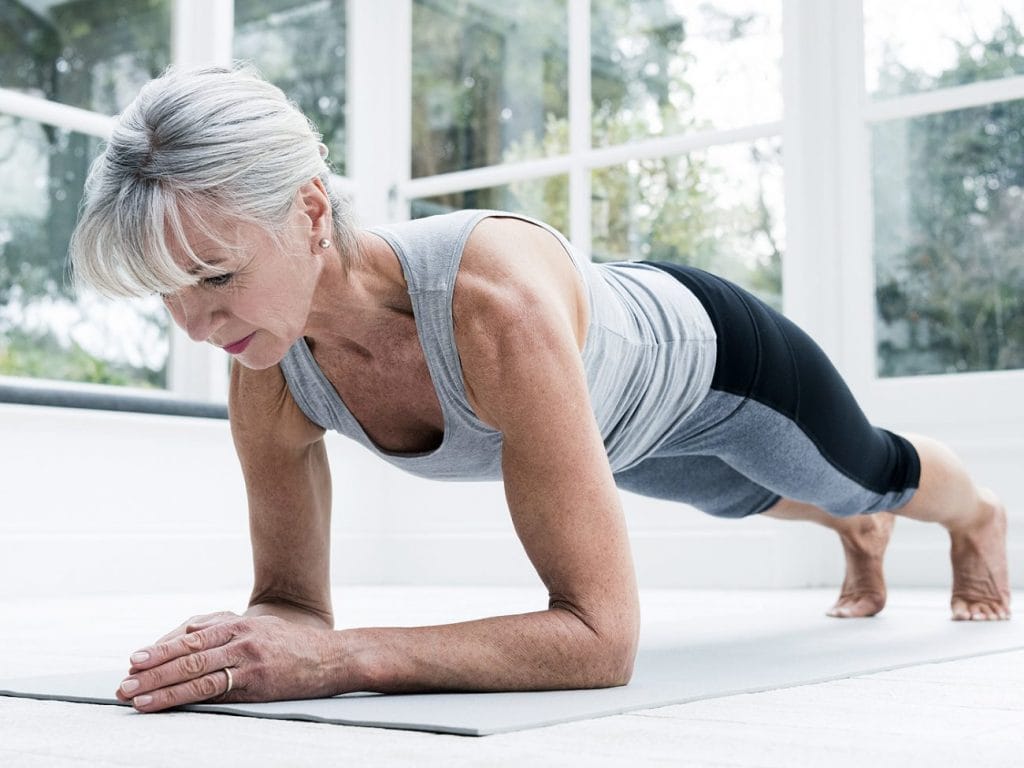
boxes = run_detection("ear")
[296,178,332,245]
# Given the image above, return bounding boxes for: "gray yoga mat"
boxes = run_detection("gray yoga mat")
[1,609,1021,736]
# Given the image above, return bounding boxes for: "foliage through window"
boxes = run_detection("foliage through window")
[872,12,1024,376]
[0,0,171,115]
[234,0,348,174]
[0,118,168,387]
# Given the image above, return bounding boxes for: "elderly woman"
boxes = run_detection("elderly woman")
[70,66,1009,714]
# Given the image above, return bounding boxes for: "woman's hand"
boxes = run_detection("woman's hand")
[114,614,339,712]
[150,610,242,650]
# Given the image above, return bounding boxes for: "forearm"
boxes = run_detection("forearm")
[328,606,637,694]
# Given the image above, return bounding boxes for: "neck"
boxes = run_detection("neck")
[302,229,409,353]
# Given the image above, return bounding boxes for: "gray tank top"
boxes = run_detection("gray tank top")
[279,209,716,480]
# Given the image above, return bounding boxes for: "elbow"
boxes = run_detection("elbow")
[601,626,639,687]
[551,597,640,688]
[580,612,640,688]
[601,601,641,687]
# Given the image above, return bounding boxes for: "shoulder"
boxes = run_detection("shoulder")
[228,359,325,451]
[453,216,589,427]
[455,215,587,346]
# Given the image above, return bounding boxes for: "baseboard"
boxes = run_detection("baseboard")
[0,534,254,600]
[5,531,1021,599]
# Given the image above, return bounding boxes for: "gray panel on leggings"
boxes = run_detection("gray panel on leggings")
[618,390,917,518]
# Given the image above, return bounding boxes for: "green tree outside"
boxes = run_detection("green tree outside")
[873,13,1024,375]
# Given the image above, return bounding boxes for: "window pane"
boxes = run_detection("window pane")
[410,176,569,235]
[233,0,348,175]
[592,139,783,309]
[0,117,168,388]
[591,0,782,148]
[0,0,171,115]
[865,1,1024,99]
[872,103,1024,377]
[411,0,568,177]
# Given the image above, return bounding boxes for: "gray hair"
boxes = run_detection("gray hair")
[69,63,358,298]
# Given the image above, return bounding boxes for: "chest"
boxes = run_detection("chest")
[313,315,446,454]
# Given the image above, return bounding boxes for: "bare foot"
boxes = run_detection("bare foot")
[949,488,1011,621]
[827,512,895,618]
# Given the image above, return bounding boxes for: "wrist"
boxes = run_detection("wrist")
[324,628,381,694]
[245,600,334,630]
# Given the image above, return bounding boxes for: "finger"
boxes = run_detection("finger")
[130,667,236,713]
[129,622,238,673]
[152,624,191,648]
[154,612,237,646]
[185,615,237,633]
[121,614,234,694]
[118,619,245,703]
[118,638,235,703]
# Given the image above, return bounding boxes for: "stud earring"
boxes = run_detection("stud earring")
[318,238,332,249]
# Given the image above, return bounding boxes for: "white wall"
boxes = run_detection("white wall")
[3,400,1020,601]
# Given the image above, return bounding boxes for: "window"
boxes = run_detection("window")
[405,0,784,308]
[7,1,1020,413]
[1,0,171,114]
[0,0,172,392]
[234,0,348,174]
[591,0,782,144]
[592,139,783,308]
[866,1,1024,376]
[411,178,569,231]
[0,0,349,409]
[409,0,569,223]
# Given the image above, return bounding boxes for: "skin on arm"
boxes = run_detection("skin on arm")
[229,357,336,630]
[331,219,641,692]
[118,219,641,706]
[115,359,337,708]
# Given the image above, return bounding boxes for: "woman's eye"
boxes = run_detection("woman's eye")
[203,273,233,287]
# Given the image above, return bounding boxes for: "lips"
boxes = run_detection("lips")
[223,332,255,355]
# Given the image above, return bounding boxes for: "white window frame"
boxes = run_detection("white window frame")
[830,0,1024,441]
[0,0,355,407]
[2,0,1021,430]
[359,0,1023,447]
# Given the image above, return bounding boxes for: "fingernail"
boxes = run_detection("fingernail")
[134,695,153,707]
[131,651,150,664]
[121,679,139,693]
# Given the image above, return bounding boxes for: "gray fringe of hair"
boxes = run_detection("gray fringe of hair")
[69,63,358,299]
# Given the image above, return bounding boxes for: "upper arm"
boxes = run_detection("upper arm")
[228,361,334,626]
[453,220,640,672]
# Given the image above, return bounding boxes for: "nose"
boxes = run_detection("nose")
[164,289,225,344]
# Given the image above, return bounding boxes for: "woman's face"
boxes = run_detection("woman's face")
[161,202,324,370]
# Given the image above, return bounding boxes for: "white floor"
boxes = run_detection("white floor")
[1,587,1022,767]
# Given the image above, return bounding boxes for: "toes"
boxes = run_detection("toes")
[851,596,883,618]
[827,596,883,619]
[955,600,1010,621]
[973,602,1007,621]
[951,596,1014,621]
[951,598,971,621]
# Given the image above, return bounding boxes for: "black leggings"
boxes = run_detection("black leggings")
[612,262,921,518]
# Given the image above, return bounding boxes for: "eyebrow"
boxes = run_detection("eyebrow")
[186,258,226,276]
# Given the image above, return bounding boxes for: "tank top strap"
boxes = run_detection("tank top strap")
[366,209,495,432]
